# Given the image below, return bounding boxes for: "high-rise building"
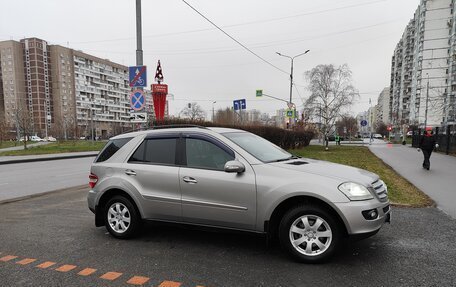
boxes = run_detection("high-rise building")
[0,37,156,139]
[390,0,453,128]
[0,40,26,131]
[376,87,391,126]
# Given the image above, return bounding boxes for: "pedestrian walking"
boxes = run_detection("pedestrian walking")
[418,127,439,170]
[335,135,341,145]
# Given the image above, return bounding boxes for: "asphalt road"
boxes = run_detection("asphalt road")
[0,187,455,287]
[0,157,94,203]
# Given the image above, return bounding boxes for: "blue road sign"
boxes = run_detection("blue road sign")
[361,120,368,127]
[130,90,146,111]
[233,99,246,111]
[129,66,147,87]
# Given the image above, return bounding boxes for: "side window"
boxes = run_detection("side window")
[96,137,132,163]
[186,138,234,170]
[128,141,146,162]
[129,138,177,165]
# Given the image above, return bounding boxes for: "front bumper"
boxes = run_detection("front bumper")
[335,200,391,235]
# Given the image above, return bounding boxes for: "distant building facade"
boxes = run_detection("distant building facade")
[0,37,165,139]
[390,0,455,128]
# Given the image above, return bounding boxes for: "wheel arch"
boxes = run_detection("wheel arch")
[95,188,143,227]
[265,195,348,239]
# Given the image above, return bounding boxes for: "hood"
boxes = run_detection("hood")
[269,158,379,186]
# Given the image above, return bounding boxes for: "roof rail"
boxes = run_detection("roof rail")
[151,124,208,130]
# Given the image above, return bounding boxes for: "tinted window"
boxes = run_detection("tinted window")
[186,138,234,170]
[128,141,146,162]
[96,137,132,163]
[144,138,177,165]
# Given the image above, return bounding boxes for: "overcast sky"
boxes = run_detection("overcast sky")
[0,0,419,118]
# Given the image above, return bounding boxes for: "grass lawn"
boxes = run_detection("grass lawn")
[0,140,106,156]
[0,141,29,149]
[291,145,433,207]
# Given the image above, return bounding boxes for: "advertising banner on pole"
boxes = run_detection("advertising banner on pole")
[152,84,168,121]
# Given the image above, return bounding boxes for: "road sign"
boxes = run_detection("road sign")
[233,99,246,111]
[361,120,368,127]
[129,112,147,123]
[256,90,263,97]
[130,90,146,111]
[129,65,147,87]
[286,109,295,118]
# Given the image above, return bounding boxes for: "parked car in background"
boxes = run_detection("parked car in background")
[87,126,391,263]
[406,131,413,137]
[30,136,44,142]
[373,134,383,139]
[44,136,57,142]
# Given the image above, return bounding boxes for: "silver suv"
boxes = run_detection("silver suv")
[87,126,391,263]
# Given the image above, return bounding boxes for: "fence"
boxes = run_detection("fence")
[412,125,456,155]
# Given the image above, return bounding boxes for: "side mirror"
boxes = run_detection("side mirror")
[224,160,245,173]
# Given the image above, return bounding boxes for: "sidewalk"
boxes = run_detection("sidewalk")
[0,151,99,165]
[0,141,50,152]
[369,143,456,219]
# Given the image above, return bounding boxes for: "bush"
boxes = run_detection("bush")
[149,119,314,149]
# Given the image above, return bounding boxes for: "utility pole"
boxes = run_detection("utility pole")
[212,101,216,122]
[276,50,310,128]
[136,0,143,66]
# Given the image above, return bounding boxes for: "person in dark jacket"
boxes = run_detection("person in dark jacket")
[418,127,438,170]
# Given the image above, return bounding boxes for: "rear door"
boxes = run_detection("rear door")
[179,133,257,230]
[122,134,181,221]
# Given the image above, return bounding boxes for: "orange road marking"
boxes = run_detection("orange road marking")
[55,264,77,272]
[127,276,150,285]
[100,271,122,281]
[0,255,18,262]
[16,258,37,265]
[78,268,97,276]
[36,261,56,269]
[158,281,182,287]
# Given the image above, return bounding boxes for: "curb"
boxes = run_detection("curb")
[0,185,88,205]
[0,152,98,165]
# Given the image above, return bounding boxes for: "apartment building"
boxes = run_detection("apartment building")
[390,0,453,128]
[0,37,152,139]
[375,87,391,126]
[0,40,26,131]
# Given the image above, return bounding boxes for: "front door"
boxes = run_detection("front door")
[180,135,256,230]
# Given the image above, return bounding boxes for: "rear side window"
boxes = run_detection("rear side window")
[128,138,177,165]
[96,137,133,163]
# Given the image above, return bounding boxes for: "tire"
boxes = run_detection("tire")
[104,195,141,239]
[279,204,341,263]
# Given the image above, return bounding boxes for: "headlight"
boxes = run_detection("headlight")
[338,182,373,201]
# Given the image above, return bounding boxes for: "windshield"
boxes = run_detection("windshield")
[223,132,292,162]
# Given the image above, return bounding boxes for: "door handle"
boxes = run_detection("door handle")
[183,176,197,184]
[125,170,137,176]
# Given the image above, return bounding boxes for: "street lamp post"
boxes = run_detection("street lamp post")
[276,50,310,127]
[212,101,216,122]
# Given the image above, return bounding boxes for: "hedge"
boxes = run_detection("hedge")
[149,119,314,149]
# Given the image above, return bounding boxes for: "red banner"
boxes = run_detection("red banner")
[152,84,168,121]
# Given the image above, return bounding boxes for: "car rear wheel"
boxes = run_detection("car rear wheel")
[279,204,341,263]
[104,196,141,239]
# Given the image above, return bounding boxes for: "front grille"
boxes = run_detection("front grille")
[371,179,388,202]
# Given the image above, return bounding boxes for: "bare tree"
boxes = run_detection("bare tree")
[214,107,236,125]
[305,64,358,148]
[13,106,34,149]
[0,120,9,147]
[335,115,358,140]
[179,102,206,121]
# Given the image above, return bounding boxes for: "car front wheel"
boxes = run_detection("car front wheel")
[279,204,341,263]
[104,195,141,239]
